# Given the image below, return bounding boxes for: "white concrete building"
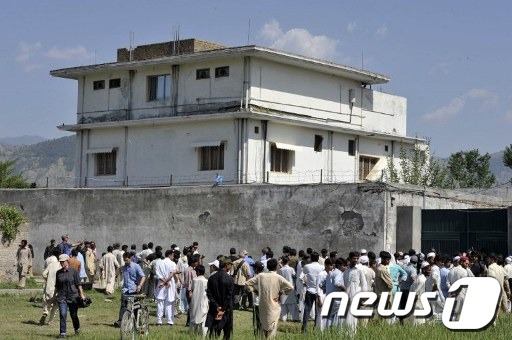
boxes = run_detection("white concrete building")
[51,39,422,187]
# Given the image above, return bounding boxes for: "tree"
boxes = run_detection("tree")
[446,149,495,188]
[386,143,448,188]
[0,160,30,188]
[504,144,512,170]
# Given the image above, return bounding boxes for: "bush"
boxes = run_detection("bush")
[0,204,28,242]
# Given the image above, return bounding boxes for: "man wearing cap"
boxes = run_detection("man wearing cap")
[425,256,445,320]
[232,250,251,310]
[206,257,234,339]
[246,258,293,339]
[408,262,430,324]
[504,257,512,290]
[447,256,473,320]
[55,254,86,337]
[209,260,219,276]
[342,252,367,330]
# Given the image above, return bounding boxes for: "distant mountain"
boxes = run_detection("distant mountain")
[489,150,512,185]
[0,136,75,188]
[0,135,48,146]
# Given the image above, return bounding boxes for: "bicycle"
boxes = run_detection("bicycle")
[120,294,149,340]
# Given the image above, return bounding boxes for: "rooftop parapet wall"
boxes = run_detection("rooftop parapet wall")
[117,39,226,62]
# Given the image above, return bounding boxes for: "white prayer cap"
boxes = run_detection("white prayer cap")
[404,255,410,259]
[174,247,180,251]
[208,260,219,268]
[421,261,430,269]
[453,256,461,262]
[506,257,512,264]
[360,249,367,255]
[360,255,369,264]
[426,252,436,259]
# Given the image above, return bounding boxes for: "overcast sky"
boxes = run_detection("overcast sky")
[1,1,511,157]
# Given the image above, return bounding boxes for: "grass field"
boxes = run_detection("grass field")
[0,288,511,339]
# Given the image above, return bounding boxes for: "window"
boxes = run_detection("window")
[93,80,105,90]
[199,144,224,171]
[196,68,210,79]
[384,145,389,152]
[348,140,355,156]
[271,144,292,173]
[109,78,121,88]
[314,135,323,152]
[96,150,117,176]
[359,156,379,180]
[148,74,171,101]
[254,126,259,134]
[215,66,229,78]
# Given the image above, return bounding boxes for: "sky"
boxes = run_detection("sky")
[1,1,511,157]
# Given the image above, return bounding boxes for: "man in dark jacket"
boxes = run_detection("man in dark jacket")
[206,257,234,339]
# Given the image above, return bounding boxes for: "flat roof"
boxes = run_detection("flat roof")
[50,45,389,85]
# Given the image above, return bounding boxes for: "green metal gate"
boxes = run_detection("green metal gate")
[421,209,508,256]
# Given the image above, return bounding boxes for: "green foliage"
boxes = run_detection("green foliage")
[0,160,30,188]
[0,204,28,242]
[504,144,512,170]
[447,149,495,188]
[387,143,448,188]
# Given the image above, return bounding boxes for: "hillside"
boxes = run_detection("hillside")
[0,136,511,189]
[0,136,75,188]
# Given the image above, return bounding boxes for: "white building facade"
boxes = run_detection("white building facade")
[51,39,422,187]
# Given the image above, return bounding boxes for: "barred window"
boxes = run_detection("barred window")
[199,144,224,171]
[270,144,292,173]
[359,155,379,180]
[96,150,117,176]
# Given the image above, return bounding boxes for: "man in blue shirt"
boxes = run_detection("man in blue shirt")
[114,252,145,327]
[57,235,82,256]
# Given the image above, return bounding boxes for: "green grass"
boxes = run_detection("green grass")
[0,287,511,339]
[0,277,39,289]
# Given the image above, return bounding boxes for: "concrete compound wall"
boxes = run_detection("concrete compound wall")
[0,183,508,277]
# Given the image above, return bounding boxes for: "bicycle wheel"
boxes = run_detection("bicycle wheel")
[138,306,150,336]
[120,311,135,340]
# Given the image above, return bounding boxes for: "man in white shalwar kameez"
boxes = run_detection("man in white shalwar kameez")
[40,248,60,325]
[154,249,178,325]
[448,256,473,320]
[189,265,209,337]
[246,258,293,339]
[277,256,299,322]
[485,253,511,313]
[100,246,119,295]
[342,252,367,331]
[408,262,429,325]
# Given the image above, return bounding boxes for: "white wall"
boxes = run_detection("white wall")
[81,119,240,187]
[248,57,407,136]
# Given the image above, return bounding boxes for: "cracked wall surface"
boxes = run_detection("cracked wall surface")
[0,183,506,276]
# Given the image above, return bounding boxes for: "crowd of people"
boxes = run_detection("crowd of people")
[31,235,512,339]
